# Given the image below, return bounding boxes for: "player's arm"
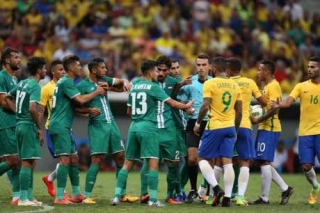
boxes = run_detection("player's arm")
[4,95,16,112]
[73,86,105,105]
[234,100,242,131]
[165,98,194,110]
[273,96,295,109]
[75,106,100,117]
[256,96,267,107]
[193,97,210,135]
[173,75,192,95]
[127,106,131,116]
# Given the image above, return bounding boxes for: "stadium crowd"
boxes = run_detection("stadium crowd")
[0,0,319,94]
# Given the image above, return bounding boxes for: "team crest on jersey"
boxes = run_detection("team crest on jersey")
[168,85,173,89]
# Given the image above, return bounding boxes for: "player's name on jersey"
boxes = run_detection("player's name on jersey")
[132,84,152,90]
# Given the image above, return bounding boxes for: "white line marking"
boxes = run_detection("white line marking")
[14,204,55,213]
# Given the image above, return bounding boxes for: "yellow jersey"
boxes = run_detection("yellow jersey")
[203,77,242,130]
[289,80,320,136]
[40,81,55,129]
[259,79,282,132]
[230,76,262,129]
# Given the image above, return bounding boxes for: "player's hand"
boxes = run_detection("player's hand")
[38,129,44,146]
[97,82,109,92]
[96,86,107,95]
[181,75,192,86]
[123,79,131,92]
[193,122,200,136]
[250,116,259,124]
[185,107,195,115]
[185,100,195,108]
[89,107,101,116]
[271,98,280,109]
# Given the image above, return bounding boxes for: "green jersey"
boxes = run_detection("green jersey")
[9,78,40,125]
[157,76,178,128]
[128,79,170,132]
[77,77,114,123]
[49,76,80,133]
[0,70,18,129]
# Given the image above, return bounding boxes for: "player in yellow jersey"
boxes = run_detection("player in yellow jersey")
[226,58,267,206]
[252,60,294,205]
[273,56,320,205]
[194,57,242,207]
[39,60,66,198]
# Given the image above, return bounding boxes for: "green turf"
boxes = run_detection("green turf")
[0,171,320,213]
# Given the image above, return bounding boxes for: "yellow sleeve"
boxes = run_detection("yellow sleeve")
[250,79,262,99]
[203,80,213,98]
[40,86,49,107]
[289,83,302,101]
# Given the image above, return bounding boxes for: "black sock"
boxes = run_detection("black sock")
[188,165,198,191]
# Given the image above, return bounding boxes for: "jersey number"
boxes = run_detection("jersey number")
[222,91,232,113]
[310,95,319,104]
[16,91,26,113]
[52,87,58,108]
[131,92,147,115]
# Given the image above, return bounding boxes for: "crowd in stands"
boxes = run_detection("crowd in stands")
[0,0,319,93]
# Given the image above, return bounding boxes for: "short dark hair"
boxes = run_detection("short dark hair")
[1,47,19,66]
[62,55,80,71]
[226,58,242,73]
[310,56,320,64]
[171,59,179,64]
[50,59,63,70]
[141,60,157,75]
[88,58,104,72]
[212,57,227,72]
[260,59,275,74]
[156,55,171,68]
[196,54,211,64]
[27,57,46,75]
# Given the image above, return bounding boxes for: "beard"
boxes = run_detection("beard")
[10,64,20,71]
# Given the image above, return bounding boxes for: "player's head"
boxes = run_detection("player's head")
[62,55,82,77]
[1,47,20,71]
[156,55,171,83]
[141,60,158,82]
[196,54,211,79]
[88,58,107,78]
[169,59,180,78]
[308,56,320,80]
[212,57,227,76]
[226,57,242,77]
[50,59,65,81]
[258,59,275,82]
[27,56,47,79]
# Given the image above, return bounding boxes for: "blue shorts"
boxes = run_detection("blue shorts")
[235,128,254,160]
[198,127,236,159]
[46,130,77,158]
[254,130,280,162]
[298,135,320,165]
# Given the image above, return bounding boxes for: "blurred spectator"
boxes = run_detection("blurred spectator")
[54,17,71,43]
[52,41,74,60]
[271,141,288,174]
[283,0,303,22]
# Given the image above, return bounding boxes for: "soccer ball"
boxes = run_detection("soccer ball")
[250,105,264,119]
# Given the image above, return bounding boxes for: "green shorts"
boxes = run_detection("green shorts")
[16,124,41,160]
[176,128,187,157]
[233,148,239,157]
[0,127,18,157]
[125,131,159,160]
[50,132,76,156]
[159,128,180,161]
[88,121,124,155]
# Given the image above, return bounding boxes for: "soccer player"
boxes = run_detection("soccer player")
[39,60,66,197]
[195,57,242,207]
[226,58,267,205]
[252,59,294,205]
[273,56,320,205]
[0,47,21,205]
[49,55,105,204]
[177,54,212,203]
[6,56,47,206]
[76,58,138,204]
[111,60,194,207]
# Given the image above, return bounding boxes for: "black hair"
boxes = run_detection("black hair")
[88,58,105,72]
[1,47,19,66]
[260,59,275,75]
[62,55,80,71]
[226,57,242,73]
[141,60,157,75]
[27,57,46,75]
[212,57,227,72]
[196,54,211,64]
[156,55,171,69]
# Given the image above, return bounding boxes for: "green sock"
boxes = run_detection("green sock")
[0,162,10,176]
[232,164,240,197]
[179,160,188,192]
[11,168,20,198]
[84,163,99,198]
[28,169,34,201]
[114,169,128,198]
[57,164,69,200]
[69,165,80,196]
[116,164,126,196]
[148,170,159,202]
[19,167,31,201]
[166,165,179,198]
[140,159,148,195]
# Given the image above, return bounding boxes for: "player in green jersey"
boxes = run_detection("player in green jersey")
[49,55,105,205]
[111,60,194,207]
[77,58,137,204]
[6,57,47,206]
[0,47,21,205]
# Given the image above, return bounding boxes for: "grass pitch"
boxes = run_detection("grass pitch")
[0,171,320,213]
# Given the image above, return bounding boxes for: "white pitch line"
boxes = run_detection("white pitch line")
[14,204,55,213]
